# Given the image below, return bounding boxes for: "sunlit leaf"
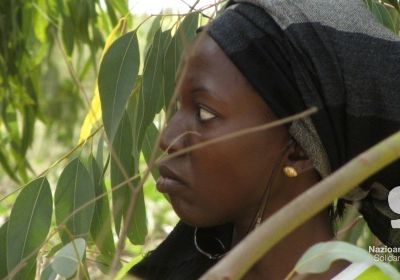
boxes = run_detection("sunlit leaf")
[98,31,140,141]
[51,238,86,279]
[89,155,115,257]
[33,0,49,43]
[55,158,95,244]
[356,265,391,280]
[294,241,400,279]
[79,18,128,144]
[7,177,52,280]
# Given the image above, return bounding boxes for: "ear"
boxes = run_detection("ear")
[284,142,315,175]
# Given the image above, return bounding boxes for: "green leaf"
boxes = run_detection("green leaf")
[89,155,115,257]
[98,31,140,141]
[110,113,135,235]
[127,76,145,157]
[110,112,147,244]
[94,254,113,274]
[368,0,397,32]
[163,13,199,108]
[294,241,400,279]
[140,28,172,138]
[51,238,86,279]
[356,265,391,280]
[7,177,52,280]
[62,17,75,56]
[0,221,8,279]
[114,255,143,280]
[126,185,147,245]
[46,243,63,258]
[142,123,161,180]
[40,264,57,280]
[33,0,49,43]
[55,158,95,244]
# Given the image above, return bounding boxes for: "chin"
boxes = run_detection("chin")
[169,195,227,227]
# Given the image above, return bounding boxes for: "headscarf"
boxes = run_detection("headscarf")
[208,0,400,247]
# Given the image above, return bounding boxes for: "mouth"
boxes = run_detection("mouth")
[156,165,187,194]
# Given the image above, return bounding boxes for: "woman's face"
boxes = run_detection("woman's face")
[158,32,289,227]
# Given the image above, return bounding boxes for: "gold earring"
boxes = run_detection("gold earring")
[283,166,298,177]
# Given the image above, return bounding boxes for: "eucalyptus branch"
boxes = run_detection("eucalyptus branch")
[0,126,103,202]
[200,130,400,280]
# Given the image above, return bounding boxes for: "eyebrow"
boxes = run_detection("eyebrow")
[190,87,227,105]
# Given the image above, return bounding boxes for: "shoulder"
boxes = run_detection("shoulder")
[129,222,218,280]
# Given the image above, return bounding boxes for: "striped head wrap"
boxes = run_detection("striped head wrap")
[208,0,400,247]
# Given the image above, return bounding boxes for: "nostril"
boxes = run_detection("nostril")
[160,130,201,155]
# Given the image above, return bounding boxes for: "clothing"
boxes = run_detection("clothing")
[131,222,232,280]
[208,0,400,248]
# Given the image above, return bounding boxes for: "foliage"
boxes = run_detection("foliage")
[291,241,400,279]
[0,0,399,279]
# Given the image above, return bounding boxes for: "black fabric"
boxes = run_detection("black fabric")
[208,1,400,247]
[130,222,232,279]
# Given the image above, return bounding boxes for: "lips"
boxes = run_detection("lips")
[156,165,187,193]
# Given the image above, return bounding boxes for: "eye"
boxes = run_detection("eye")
[198,105,217,122]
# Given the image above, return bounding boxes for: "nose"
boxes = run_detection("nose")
[159,113,188,154]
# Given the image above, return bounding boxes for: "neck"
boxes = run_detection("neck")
[230,170,348,279]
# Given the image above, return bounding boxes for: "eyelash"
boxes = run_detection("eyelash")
[175,100,217,122]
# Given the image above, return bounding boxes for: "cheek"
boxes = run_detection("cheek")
[189,132,279,217]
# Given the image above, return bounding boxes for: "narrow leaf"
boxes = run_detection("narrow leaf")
[55,158,95,244]
[142,123,161,180]
[89,155,115,257]
[51,238,86,279]
[126,187,148,245]
[78,18,128,143]
[7,177,52,280]
[163,13,199,108]
[98,31,140,141]
[111,113,135,234]
[62,17,75,56]
[110,112,148,244]
[140,28,172,137]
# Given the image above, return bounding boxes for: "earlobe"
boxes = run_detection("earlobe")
[283,144,315,177]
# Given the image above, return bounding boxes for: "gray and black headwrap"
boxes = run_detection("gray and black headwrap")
[208,0,400,247]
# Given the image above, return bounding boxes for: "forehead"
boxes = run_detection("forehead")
[179,33,243,83]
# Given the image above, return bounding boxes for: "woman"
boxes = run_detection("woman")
[131,0,400,279]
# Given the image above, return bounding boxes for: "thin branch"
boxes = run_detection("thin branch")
[200,130,400,279]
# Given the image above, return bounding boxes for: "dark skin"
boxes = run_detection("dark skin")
[157,32,348,279]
